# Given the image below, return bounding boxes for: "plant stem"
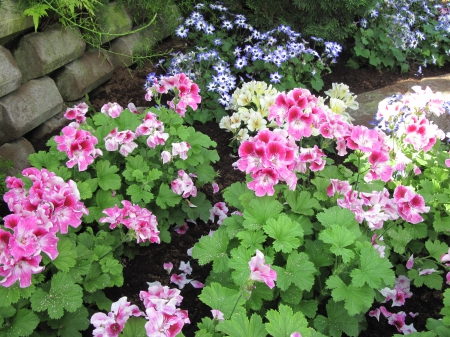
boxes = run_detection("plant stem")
[229,293,242,318]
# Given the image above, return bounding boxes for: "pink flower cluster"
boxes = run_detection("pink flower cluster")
[376,86,445,152]
[171,170,197,198]
[329,180,429,229]
[268,88,324,140]
[249,249,277,289]
[54,125,102,171]
[99,200,160,244]
[91,297,141,337]
[104,127,137,157]
[380,275,413,307]
[140,281,190,336]
[161,142,191,164]
[135,111,169,149]
[209,202,228,225]
[1,168,88,287]
[145,74,201,117]
[101,102,124,118]
[234,129,299,196]
[64,102,89,126]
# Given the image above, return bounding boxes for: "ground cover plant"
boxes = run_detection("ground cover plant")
[0,74,219,336]
[155,2,342,124]
[349,0,450,72]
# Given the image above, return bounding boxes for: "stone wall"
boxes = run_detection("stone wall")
[0,1,180,175]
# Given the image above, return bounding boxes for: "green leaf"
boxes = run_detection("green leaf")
[404,223,428,239]
[387,226,413,254]
[95,160,121,190]
[284,190,320,216]
[433,214,450,234]
[100,256,123,276]
[425,240,449,262]
[236,230,267,250]
[181,192,212,222]
[229,246,254,285]
[199,282,246,319]
[193,228,229,272]
[223,182,249,209]
[350,242,394,289]
[52,237,77,272]
[76,181,94,199]
[247,283,274,310]
[316,206,358,230]
[28,150,63,171]
[313,300,359,337]
[126,184,154,203]
[195,162,217,183]
[47,306,89,337]
[0,308,39,337]
[243,197,283,231]
[84,262,112,292]
[120,316,148,337]
[293,300,318,319]
[217,312,267,337]
[187,128,216,149]
[123,155,150,181]
[155,183,182,209]
[319,225,356,263]
[274,252,316,292]
[327,275,374,315]
[281,284,303,304]
[263,214,304,253]
[265,303,310,337]
[305,240,333,268]
[30,273,83,319]
[83,290,112,311]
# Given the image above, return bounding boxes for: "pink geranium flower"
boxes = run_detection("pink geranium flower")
[171,170,197,198]
[248,249,277,289]
[393,185,430,224]
[101,102,123,118]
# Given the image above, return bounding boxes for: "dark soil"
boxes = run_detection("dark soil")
[5,35,450,336]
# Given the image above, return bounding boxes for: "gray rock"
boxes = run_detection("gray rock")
[0,76,64,145]
[53,50,114,101]
[0,0,34,45]
[0,45,21,97]
[0,137,35,176]
[12,25,86,83]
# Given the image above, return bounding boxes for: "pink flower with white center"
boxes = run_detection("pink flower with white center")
[100,201,160,244]
[161,151,171,164]
[364,151,393,183]
[163,262,173,274]
[446,272,450,285]
[101,102,123,118]
[171,170,197,198]
[170,273,192,289]
[441,248,450,266]
[104,128,137,157]
[406,255,414,270]
[91,297,142,337]
[140,281,183,314]
[290,333,302,337]
[236,140,265,174]
[248,249,277,289]
[211,309,224,321]
[54,126,102,171]
[9,216,59,261]
[247,168,279,197]
[190,280,204,288]
[174,222,189,234]
[327,179,352,197]
[393,185,430,224]
[0,254,44,288]
[127,102,137,113]
[147,130,169,148]
[64,102,88,124]
[179,261,192,275]
[346,125,381,153]
[172,142,191,160]
[299,145,326,172]
[287,106,314,140]
[212,182,219,194]
[209,202,228,225]
[144,307,186,337]
[380,275,413,307]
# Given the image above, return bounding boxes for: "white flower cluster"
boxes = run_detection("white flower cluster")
[321,82,359,122]
[219,81,279,142]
